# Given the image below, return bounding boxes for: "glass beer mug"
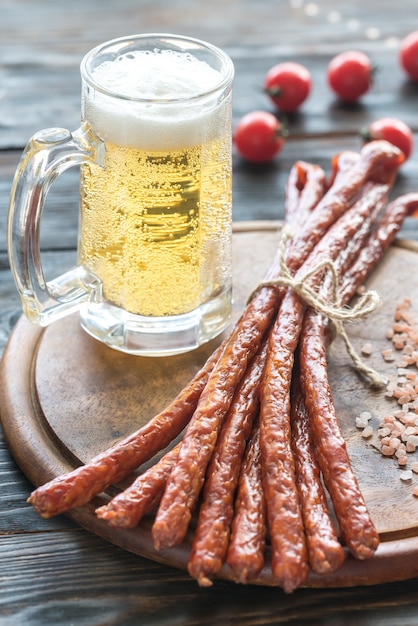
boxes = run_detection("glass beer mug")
[8,34,234,356]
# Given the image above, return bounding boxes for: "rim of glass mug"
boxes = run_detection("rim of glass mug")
[80,33,235,103]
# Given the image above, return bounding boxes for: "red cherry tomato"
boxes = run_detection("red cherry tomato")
[264,61,312,113]
[327,51,373,102]
[400,31,418,81]
[362,117,414,161]
[234,111,286,163]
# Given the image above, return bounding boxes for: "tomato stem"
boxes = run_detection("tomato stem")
[360,127,372,143]
[265,86,283,99]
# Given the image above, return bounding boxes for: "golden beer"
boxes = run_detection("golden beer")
[78,44,233,330]
[79,134,232,317]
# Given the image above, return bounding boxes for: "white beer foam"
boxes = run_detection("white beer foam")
[84,49,228,150]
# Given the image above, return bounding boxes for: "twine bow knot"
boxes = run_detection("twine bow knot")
[251,226,386,387]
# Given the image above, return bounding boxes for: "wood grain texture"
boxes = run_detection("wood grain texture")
[2,531,418,626]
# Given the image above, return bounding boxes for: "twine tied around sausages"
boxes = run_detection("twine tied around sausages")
[250,225,387,388]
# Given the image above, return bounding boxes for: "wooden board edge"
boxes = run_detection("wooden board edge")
[0,317,75,483]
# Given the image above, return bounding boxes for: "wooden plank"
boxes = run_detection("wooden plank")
[2,530,418,625]
[1,0,416,52]
[0,436,74,534]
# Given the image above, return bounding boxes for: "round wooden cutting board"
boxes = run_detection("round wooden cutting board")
[3,223,418,588]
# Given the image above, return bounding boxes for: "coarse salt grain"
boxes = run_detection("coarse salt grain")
[383,414,397,423]
[378,427,391,437]
[397,394,412,405]
[392,423,405,434]
[381,445,395,456]
[356,416,370,429]
[362,426,373,438]
[361,342,373,356]
[399,414,416,426]
[382,349,395,362]
[406,441,417,453]
[400,470,413,481]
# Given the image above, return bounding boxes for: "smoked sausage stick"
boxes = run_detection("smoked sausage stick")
[285,161,326,229]
[27,345,222,518]
[95,443,180,528]
[259,291,309,592]
[284,140,403,271]
[226,421,266,584]
[340,193,418,304]
[299,310,379,559]
[290,372,345,574]
[187,340,268,586]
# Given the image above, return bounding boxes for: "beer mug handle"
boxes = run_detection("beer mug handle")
[8,125,104,326]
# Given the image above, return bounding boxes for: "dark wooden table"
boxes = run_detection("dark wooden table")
[2,1,418,624]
